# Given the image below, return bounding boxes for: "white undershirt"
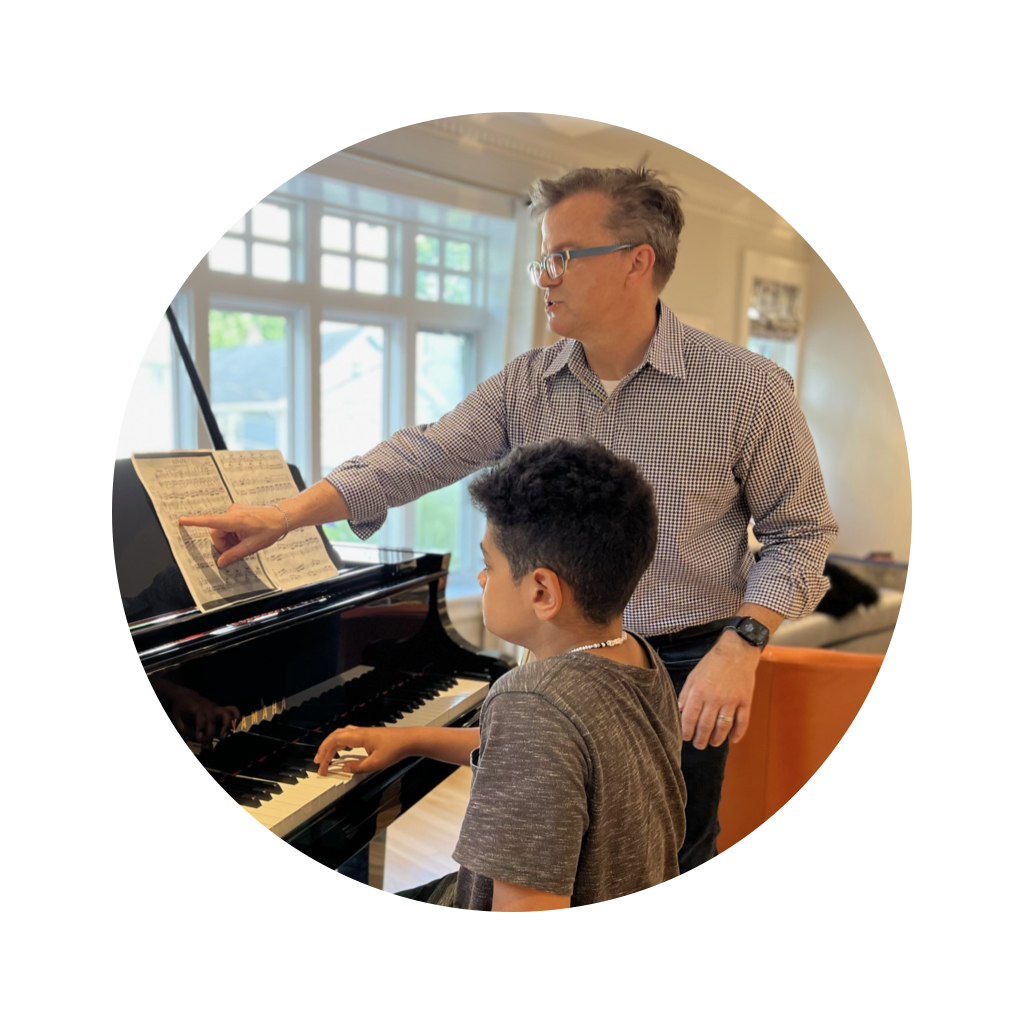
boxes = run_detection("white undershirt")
[600,378,621,395]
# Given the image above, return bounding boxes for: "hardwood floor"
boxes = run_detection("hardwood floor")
[381,766,472,893]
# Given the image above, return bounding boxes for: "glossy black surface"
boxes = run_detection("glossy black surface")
[113,456,511,869]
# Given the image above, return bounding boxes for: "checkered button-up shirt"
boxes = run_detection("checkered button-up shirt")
[327,305,838,636]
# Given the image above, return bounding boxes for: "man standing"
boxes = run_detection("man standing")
[181,167,837,872]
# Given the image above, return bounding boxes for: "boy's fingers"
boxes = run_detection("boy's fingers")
[319,750,370,777]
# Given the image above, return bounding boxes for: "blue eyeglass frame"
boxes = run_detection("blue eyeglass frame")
[526,243,639,286]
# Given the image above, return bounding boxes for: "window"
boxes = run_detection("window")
[118,159,528,593]
[413,331,473,572]
[209,308,292,456]
[321,213,395,295]
[415,232,475,305]
[209,200,300,282]
[739,251,807,382]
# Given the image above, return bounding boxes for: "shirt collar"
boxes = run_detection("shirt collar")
[644,303,688,379]
[541,302,688,382]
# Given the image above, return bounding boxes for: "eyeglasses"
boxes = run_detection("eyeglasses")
[526,243,639,287]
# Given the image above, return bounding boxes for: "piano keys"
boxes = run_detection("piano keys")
[200,665,490,837]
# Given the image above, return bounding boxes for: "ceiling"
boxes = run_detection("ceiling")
[348,111,795,234]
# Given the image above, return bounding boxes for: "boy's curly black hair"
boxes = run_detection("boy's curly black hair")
[468,437,658,626]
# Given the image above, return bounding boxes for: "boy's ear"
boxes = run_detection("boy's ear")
[527,567,564,621]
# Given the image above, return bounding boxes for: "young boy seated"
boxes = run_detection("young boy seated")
[313,437,686,911]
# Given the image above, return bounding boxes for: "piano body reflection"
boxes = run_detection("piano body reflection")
[113,457,510,872]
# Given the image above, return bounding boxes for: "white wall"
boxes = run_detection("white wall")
[799,251,912,561]
[660,206,809,342]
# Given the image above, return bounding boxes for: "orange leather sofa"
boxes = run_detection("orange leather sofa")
[717,645,884,852]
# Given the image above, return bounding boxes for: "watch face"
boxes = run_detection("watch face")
[734,618,769,646]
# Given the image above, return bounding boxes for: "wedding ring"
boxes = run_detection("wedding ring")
[717,714,734,721]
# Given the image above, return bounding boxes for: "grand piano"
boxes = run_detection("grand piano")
[113,314,510,878]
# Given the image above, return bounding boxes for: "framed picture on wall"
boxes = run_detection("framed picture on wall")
[738,251,808,381]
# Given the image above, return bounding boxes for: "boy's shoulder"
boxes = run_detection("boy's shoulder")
[485,641,672,715]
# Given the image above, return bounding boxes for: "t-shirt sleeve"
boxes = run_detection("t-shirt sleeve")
[452,690,590,897]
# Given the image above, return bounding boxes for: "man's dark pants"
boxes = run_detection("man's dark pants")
[649,626,733,874]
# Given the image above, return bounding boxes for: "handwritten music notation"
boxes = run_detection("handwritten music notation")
[131,449,338,613]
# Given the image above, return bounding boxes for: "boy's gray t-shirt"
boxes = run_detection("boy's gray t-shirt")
[452,639,686,910]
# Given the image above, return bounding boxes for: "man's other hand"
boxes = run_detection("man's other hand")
[677,631,760,748]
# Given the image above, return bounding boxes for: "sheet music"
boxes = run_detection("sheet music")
[211,449,338,591]
[131,449,339,612]
[131,451,277,612]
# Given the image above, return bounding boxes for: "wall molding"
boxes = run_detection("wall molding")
[348,119,802,237]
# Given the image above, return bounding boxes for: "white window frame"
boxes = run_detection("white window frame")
[159,165,524,595]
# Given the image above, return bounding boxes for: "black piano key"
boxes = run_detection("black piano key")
[243,768,301,785]
[211,773,278,805]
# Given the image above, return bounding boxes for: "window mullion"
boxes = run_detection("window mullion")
[291,305,313,485]
[191,290,211,449]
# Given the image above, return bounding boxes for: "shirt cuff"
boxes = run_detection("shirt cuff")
[324,463,388,540]
[744,562,831,619]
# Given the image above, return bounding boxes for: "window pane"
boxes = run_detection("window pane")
[227,214,247,235]
[416,331,468,422]
[322,214,352,251]
[413,328,473,574]
[321,253,352,290]
[116,316,175,457]
[320,320,386,478]
[252,242,291,281]
[355,221,388,258]
[209,310,289,457]
[416,233,440,266]
[252,201,291,241]
[414,482,465,571]
[444,240,472,271]
[208,236,246,274]
[415,270,440,301]
[355,259,387,294]
[442,274,472,304]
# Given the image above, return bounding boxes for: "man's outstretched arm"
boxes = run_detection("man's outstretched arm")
[178,479,352,569]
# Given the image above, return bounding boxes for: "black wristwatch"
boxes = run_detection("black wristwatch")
[721,616,770,649]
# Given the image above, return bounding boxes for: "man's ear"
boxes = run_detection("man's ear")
[528,567,564,621]
[625,244,656,289]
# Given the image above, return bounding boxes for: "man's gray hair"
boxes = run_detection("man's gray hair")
[529,167,684,291]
